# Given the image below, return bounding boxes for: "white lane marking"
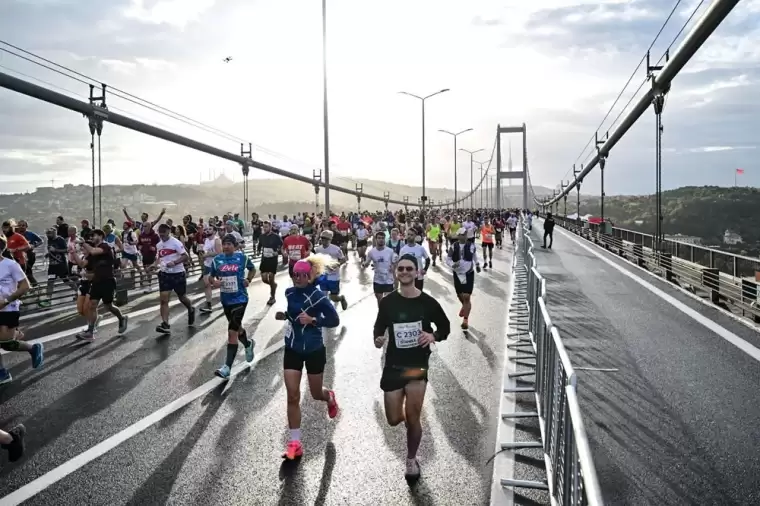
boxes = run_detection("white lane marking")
[3,270,290,355]
[0,340,285,506]
[554,224,760,363]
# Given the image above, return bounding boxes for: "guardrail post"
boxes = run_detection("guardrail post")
[703,268,720,304]
[661,252,674,282]
[632,244,644,267]
[114,273,132,307]
[740,279,760,323]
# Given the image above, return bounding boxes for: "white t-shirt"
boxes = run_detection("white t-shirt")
[157,237,187,274]
[399,243,430,280]
[0,259,26,312]
[203,237,218,267]
[507,216,518,229]
[367,247,396,285]
[463,221,477,239]
[315,244,344,281]
[356,228,369,241]
[279,221,292,237]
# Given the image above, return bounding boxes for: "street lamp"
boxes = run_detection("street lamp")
[398,88,450,212]
[322,0,331,215]
[439,128,473,209]
[473,160,489,207]
[460,147,484,210]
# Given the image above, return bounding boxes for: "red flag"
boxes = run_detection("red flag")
[736,168,745,174]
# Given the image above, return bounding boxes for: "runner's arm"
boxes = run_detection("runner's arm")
[314,296,340,328]
[372,300,390,347]
[429,296,451,342]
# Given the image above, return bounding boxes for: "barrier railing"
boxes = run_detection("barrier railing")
[497,216,604,506]
[555,217,760,324]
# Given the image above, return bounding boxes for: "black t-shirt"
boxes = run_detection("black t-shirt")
[56,223,69,238]
[258,232,283,259]
[47,236,68,266]
[373,291,450,369]
[89,244,115,281]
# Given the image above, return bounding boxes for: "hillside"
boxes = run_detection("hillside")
[1,177,550,233]
[574,186,760,249]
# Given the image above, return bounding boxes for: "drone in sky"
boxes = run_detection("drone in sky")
[223,56,233,63]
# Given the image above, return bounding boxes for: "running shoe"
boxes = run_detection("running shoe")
[266,296,276,306]
[118,315,129,335]
[76,331,95,342]
[30,343,44,369]
[244,342,254,363]
[340,297,348,311]
[215,365,231,379]
[199,302,213,314]
[327,390,339,419]
[489,261,493,269]
[1,424,26,462]
[188,307,196,325]
[0,368,12,385]
[405,458,421,481]
[282,440,303,460]
[461,318,469,331]
[156,322,171,334]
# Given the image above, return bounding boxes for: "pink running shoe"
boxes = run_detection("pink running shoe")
[282,440,303,460]
[327,390,339,419]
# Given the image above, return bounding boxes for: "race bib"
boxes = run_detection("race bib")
[340,230,348,236]
[283,321,293,340]
[393,321,422,349]
[485,233,494,242]
[221,276,238,293]
[263,247,275,258]
[288,248,301,260]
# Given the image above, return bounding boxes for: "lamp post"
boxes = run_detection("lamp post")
[473,160,488,207]
[322,0,331,215]
[438,128,473,209]
[398,88,450,212]
[460,147,484,210]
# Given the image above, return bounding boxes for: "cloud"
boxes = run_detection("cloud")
[0,0,758,199]
[122,0,217,29]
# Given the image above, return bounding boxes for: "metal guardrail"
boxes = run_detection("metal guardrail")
[498,217,604,506]
[556,217,760,324]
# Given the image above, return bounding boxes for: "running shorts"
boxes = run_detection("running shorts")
[122,252,138,263]
[0,311,20,329]
[319,279,340,295]
[482,242,494,250]
[259,257,278,274]
[373,283,394,294]
[283,346,327,375]
[380,365,428,392]
[89,278,116,304]
[79,279,91,297]
[223,301,247,332]
[158,271,187,296]
[453,271,475,295]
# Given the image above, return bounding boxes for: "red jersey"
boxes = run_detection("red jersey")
[283,235,310,264]
[138,231,159,256]
[6,233,28,267]
[336,221,351,237]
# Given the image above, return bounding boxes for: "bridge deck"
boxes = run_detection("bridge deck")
[0,249,513,506]
[533,219,760,506]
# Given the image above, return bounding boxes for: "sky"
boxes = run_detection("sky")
[0,0,758,199]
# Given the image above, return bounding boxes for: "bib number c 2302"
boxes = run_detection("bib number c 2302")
[393,321,423,349]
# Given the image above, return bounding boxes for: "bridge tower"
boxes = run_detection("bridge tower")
[496,123,528,209]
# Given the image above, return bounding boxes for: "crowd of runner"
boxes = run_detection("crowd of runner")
[0,205,540,481]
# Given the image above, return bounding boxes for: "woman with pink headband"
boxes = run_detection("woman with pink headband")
[275,255,340,461]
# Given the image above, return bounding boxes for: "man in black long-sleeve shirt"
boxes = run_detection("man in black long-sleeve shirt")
[542,213,555,249]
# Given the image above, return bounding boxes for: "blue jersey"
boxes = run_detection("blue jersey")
[210,252,255,306]
[283,284,340,353]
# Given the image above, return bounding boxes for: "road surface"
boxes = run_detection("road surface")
[0,247,514,506]
[531,219,760,506]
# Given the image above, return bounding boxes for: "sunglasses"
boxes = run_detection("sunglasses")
[396,266,415,273]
